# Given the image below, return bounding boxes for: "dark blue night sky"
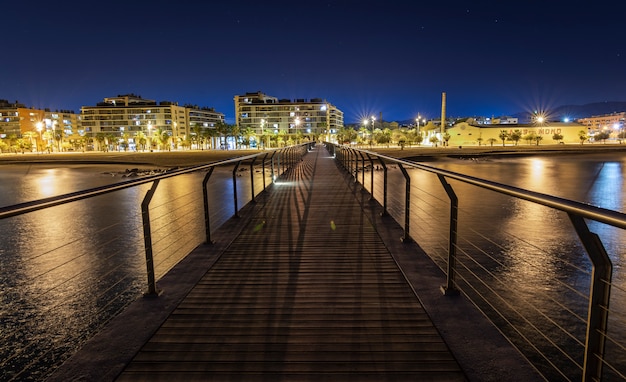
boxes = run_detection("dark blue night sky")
[2,0,625,123]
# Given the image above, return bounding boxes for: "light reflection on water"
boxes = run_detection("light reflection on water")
[0,163,268,380]
[375,152,625,380]
[0,154,624,380]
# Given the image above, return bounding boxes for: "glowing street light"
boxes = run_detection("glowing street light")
[260,118,266,149]
[35,121,43,154]
[147,121,153,151]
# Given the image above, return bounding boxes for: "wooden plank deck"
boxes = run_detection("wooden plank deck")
[116,144,466,381]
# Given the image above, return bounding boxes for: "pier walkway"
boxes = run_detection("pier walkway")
[49,144,541,381]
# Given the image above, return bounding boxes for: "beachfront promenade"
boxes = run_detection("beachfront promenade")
[47,144,541,381]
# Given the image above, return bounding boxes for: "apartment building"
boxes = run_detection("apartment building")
[80,94,224,148]
[233,91,343,140]
[577,112,625,132]
[0,100,80,149]
[0,99,44,137]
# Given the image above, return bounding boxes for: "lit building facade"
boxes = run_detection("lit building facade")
[577,112,625,134]
[81,94,224,149]
[0,99,44,137]
[445,121,592,146]
[233,91,343,141]
[186,105,225,135]
[0,100,81,151]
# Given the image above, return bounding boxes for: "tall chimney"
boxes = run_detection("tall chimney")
[441,92,446,134]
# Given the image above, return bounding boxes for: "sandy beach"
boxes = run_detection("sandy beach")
[1,144,626,167]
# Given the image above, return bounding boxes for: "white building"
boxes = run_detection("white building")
[81,94,224,149]
[234,91,343,143]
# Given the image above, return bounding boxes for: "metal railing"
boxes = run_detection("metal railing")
[0,143,311,380]
[329,143,626,382]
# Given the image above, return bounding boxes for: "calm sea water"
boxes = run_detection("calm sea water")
[0,152,624,380]
[0,162,256,380]
[374,152,625,381]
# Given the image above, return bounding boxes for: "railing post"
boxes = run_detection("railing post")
[378,157,388,216]
[358,151,366,186]
[437,174,460,296]
[366,153,375,200]
[261,153,268,190]
[350,148,358,183]
[281,148,285,174]
[250,157,257,203]
[277,149,282,178]
[270,151,276,181]
[397,163,412,242]
[232,160,241,217]
[141,179,162,297]
[336,146,342,166]
[569,214,612,382]
[202,167,216,244]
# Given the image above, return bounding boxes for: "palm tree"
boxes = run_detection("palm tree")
[135,131,147,151]
[241,127,255,149]
[191,125,202,150]
[105,133,118,151]
[552,133,564,144]
[429,135,440,147]
[16,138,30,154]
[415,133,424,146]
[0,139,8,153]
[94,133,106,152]
[380,128,392,148]
[121,132,130,151]
[442,132,451,146]
[156,128,171,151]
[215,121,231,149]
[578,130,588,145]
[498,130,509,146]
[509,130,522,146]
[53,128,63,152]
[22,131,38,152]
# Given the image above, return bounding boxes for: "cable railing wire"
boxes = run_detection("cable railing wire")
[0,144,311,380]
[380,160,600,377]
[332,144,625,381]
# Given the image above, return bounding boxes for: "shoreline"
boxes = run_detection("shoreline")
[1,144,626,167]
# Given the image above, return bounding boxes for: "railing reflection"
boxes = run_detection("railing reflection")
[0,143,311,381]
[330,143,626,382]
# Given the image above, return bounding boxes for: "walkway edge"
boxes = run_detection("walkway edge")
[343,168,544,382]
[45,194,266,382]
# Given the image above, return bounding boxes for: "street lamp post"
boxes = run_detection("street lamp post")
[173,122,177,150]
[36,122,43,154]
[147,122,153,152]
[260,119,266,149]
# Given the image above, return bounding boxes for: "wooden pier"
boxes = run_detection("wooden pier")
[116,144,466,381]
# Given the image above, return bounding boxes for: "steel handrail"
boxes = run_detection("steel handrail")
[355,148,626,229]
[0,151,276,220]
[331,143,625,382]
